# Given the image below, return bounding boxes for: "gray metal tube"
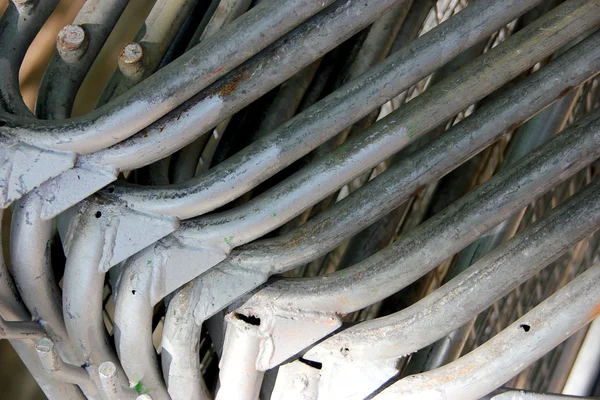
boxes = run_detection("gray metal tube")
[374,259,600,400]
[62,206,131,395]
[35,0,130,119]
[97,0,199,106]
[159,0,600,249]
[38,0,407,219]
[161,283,210,400]
[189,32,600,323]
[0,0,60,115]
[10,193,83,365]
[234,108,600,371]
[109,0,548,219]
[0,214,85,399]
[0,0,334,154]
[308,177,600,362]
[409,84,580,374]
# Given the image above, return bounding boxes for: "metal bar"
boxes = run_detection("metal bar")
[161,283,211,400]
[97,0,199,105]
[0,214,86,399]
[11,193,83,365]
[36,0,406,220]
[169,0,254,184]
[61,205,133,395]
[187,31,600,325]
[408,81,580,374]
[35,0,130,119]
[0,0,60,115]
[0,0,335,208]
[35,337,100,399]
[108,0,548,220]
[306,176,600,364]
[232,105,600,371]
[373,260,600,400]
[0,0,333,154]
[0,316,45,340]
[562,317,600,396]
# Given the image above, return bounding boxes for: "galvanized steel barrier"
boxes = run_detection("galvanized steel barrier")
[1,0,600,399]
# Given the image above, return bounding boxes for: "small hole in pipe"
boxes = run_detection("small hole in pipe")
[95,211,102,218]
[234,312,261,326]
[520,324,531,332]
[0,120,6,127]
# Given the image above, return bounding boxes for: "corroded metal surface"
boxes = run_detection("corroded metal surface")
[1,1,600,399]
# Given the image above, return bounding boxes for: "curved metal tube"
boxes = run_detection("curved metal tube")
[0,214,85,398]
[36,0,130,119]
[166,0,254,184]
[108,0,547,220]
[10,193,83,365]
[0,0,60,115]
[37,0,405,219]
[97,0,198,105]
[159,4,600,254]
[159,3,411,392]
[116,30,600,396]
[374,259,600,400]
[161,283,210,400]
[183,31,600,324]
[62,206,131,394]
[307,178,600,363]
[0,0,333,154]
[0,0,335,209]
[409,86,579,373]
[233,108,600,370]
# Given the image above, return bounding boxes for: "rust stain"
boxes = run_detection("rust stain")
[205,67,251,97]
[558,86,573,99]
[589,302,600,320]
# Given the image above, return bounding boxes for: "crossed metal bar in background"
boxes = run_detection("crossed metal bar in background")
[1,0,600,399]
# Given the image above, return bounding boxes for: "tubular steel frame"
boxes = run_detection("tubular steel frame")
[1,1,600,399]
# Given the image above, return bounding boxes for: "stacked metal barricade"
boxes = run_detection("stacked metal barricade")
[1,0,600,399]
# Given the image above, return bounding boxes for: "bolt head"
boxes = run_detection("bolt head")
[56,24,88,62]
[120,43,144,65]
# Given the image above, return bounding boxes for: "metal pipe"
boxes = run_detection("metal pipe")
[37,0,409,219]
[562,316,600,396]
[307,176,600,363]
[0,316,45,340]
[62,205,132,395]
[233,106,600,370]
[36,0,130,119]
[0,0,335,208]
[97,0,199,105]
[0,213,86,398]
[108,0,549,220]
[160,283,211,400]
[11,193,83,365]
[373,259,600,400]
[0,0,60,115]
[35,337,100,399]
[186,31,600,325]
[0,0,333,154]
[408,83,580,374]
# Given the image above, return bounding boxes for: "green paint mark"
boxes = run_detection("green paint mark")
[224,236,234,245]
[272,212,277,217]
[133,382,150,395]
[408,131,415,138]
[147,260,152,265]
